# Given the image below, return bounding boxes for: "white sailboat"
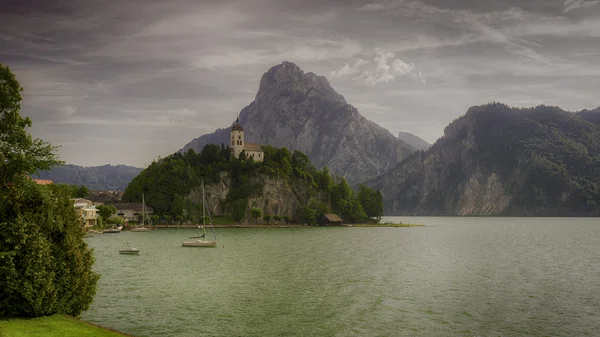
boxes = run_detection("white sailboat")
[182,180,217,247]
[119,241,140,255]
[131,193,151,232]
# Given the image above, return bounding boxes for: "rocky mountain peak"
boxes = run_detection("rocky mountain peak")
[257,61,346,105]
[180,62,416,184]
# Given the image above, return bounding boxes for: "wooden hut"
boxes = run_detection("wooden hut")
[319,214,343,226]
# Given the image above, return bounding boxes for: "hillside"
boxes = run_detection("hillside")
[180,61,416,185]
[123,144,382,224]
[578,107,600,125]
[34,164,142,190]
[367,103,600,216]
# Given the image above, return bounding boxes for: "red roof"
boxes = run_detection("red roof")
[33,179,53,185]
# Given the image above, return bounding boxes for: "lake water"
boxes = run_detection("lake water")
[82,217,600,337]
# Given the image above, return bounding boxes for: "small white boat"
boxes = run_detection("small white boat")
[182,239,217,247]
[103,228,121,234]
[130,227,151,232]
[119,247,139,254]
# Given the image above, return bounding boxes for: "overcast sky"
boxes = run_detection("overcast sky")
[2,0,599,167]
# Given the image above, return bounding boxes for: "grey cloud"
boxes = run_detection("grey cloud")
[1,0,599,166]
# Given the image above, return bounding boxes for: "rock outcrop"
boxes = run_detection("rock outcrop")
[186,172,327,224]
[180,61,415,185]
[367,103,600,216]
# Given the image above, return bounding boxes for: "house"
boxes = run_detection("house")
[231,117,264,162]
[319,214,343,226]
[72,198,98,227]
[111,202,154,221]
[33,179,53,185]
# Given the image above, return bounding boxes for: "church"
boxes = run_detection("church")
[230,118,264,162]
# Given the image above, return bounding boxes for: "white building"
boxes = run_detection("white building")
[231,118,264,162]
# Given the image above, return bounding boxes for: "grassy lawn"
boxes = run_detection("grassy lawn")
[0,315,131,337]
[351,223,425,227]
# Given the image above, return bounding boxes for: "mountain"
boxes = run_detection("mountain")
[180,61,415,184]
[367,103,600,216]
[397,131,430,151]
[34,164,142,190]
[578,107,600,125]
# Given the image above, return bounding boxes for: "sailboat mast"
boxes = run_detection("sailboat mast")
[142,192,145,226]
[202,179,207,238]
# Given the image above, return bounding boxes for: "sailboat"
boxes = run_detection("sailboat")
[182,180,217,247]
[131,193,151,232]
[119,241,140,255]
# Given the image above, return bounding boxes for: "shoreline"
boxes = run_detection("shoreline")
[94,223,426,230]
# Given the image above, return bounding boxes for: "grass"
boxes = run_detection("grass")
[351,223,425,227]
[0,315,132,337]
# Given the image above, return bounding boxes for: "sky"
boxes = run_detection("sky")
[2,0,600,167]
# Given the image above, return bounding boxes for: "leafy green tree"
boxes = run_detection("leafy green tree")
[96,204,117,221]
[264,215,271,223]
[357,184,384,221]
[0,63,98,317]
[73,185,88,198]
[273,215,281,224]
[231,199,248,223]
[176,215,183,224]
[0,64,63,186]
[107,215,124,226]
[250,207,263,224]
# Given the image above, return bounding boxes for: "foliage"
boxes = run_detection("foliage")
[264,215,271,223]
[123,142,384,223]
[1,65,64,187]
[107,216,124,226]
[357,184,384,221]
[250,207,263,224]
[0,64,98,317]
[96,204,117,221]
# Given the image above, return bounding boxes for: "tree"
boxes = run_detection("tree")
[73,185,88,198]
[264,215,271,223]
[0,64,64,186]
[231,199,247,223]
[96,204,117,221]
[357,184,384,221]
[0,63,98,317]
[250,207,263,224]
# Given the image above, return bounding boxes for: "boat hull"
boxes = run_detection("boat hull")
[182,240,217,247]
[130,227,151,232]
[103,229,121,234]
[119,248,139,254]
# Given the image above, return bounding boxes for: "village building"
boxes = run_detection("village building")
[84,190,123,205]
[231,118,264,162]
[319,214,343,226]
[32,179,53,185]
[72,198,98,227]
[110,202,154,221]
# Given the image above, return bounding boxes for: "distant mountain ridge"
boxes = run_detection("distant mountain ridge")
[34,164,142,190]
[397,131,430,151]
[367,103,600,216]
[180,61,417,184]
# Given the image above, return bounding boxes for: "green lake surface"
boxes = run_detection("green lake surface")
[82,217,600,336]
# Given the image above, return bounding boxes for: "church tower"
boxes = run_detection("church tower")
[231,117,245,159]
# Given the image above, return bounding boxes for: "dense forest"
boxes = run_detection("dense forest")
[122,144,383,224]
[368,103,600,216]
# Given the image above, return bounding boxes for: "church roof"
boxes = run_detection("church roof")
[232,123,244,131]
[244,143,263,152]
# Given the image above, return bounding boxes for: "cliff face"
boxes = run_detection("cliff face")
[367,103,600,216]
[180,61,416,185]
[187,172,327,224]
